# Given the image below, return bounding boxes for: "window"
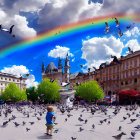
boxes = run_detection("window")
[9,79,11,81]
[117,75,119,80]
[109,68,112,73]
[134,70,137,76]
[117,66,119,70]
[130,71,132,77]
[130,61,132,65]
[113,67,115,73]
[13,79,15,82]
[121,82,123,85]
[1,83,3,85]
[123,63,125,70]
[126,72,128,78]
[106,77,108,81]
[17,80,19,82]
[134,60,137,67]
[109,76,112,80]
[5,78,7,80]
[1,77,3,80]
[125,81,128,85]
[134,78,137,83]
[113,75,115,80]
[123,73,125,79]
[106,69,108,72]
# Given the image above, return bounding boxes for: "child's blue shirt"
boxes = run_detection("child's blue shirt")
[46,112,55,124]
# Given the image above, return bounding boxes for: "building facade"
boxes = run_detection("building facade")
[0,72,26,95]
[94,50,140,96]
[42,54,94,87]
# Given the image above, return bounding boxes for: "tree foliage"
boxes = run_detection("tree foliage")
[75,81,104,102]
[37,78,61,102]
[0,82,27,102]
[26,86,38,102]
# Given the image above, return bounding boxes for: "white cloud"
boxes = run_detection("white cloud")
[72,58,75,62]
[125,39,140,52]
[125,27,140,37]
[81,36,124,69]
[48,45,74,58]
[0,9,36,38]
[1,65,38,88]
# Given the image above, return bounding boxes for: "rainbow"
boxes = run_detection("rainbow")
[0,13,140,57]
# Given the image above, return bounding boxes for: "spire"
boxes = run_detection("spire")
[58,57,63,69]
[41,62,45,73]
[65,52,69,61]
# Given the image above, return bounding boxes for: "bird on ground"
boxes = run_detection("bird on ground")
[112,132,126,139]
[13,122,20,127]
[108,121,110,124]
[29,122,34,125]
[79,127,84,132]
[114,18,120,27]
[80,65,83,68]
[53,129,59,133]
[67,114,73,117]
[22,121,26,126]
[37,117,41,120]
[131,131,136,137]
[103,119,107,122]
[119,28,123,37]
[65,118,67,122]
[134,125,140,129]
[100,120,104,124]
[126,24,131,29]
[3,121,9,126]
[26,128,30,132]
[92,124,95,129]
[118,126,122,131]
[104,22,110,33]
[123,117,127,120]
[130,119,137,123]
[85,119,88,124]
[78,117,84,122]
[71,137,76,140]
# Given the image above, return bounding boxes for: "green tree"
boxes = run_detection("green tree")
[75,81,104,102]
[26,86,38,102]
[37,78,61,103]
[0,82,27,102]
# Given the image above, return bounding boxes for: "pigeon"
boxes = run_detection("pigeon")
[104,22,110,33]
[53,129,59,133]
[29,122,34,125]
[67,114,73,118]
[9,25,14,34]
[118,126,122,131]
[65,118,67,122]
[115,18,120,27]
[123,117,127,120]
[134,125,140,129]
[103,119,107,122]
[130,119,136,123]
[26,128,30,132]
[13,122,20,127]
[108,121,110,124]
[79,127,84,132]
[92,124,95,129]
[22,121,26,126]
[71,137,76,140]
[131,131,136,137]
[78,117,84,122]
[112,132,126,139]
[119,28,123,37]
[128,47,133,54]
[100,120,103,124]
[37,117,41,120]
[85,119,88,124]
[80,65,83,68]
[3,121,9,126]
[126,24,131,29]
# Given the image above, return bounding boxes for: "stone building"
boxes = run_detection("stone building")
[0,72,26,95]
[94,50,140,96]
[41,54,94,87]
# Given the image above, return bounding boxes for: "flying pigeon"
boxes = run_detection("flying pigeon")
[80,65,83,68]
[104,22,110,33]
[61,82,70,87]
[128,47,133,54]
[126,24,131,29]
[115,18,120,27]
[119,28,123,37]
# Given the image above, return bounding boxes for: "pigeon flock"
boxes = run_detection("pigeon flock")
[0,103,140,140]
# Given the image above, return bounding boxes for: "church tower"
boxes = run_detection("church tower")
[64,53,70,83]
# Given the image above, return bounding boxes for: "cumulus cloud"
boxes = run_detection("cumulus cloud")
[1,65,38,88]
[81,36,124,69]
[125,39,140,52]
[125,27,140,37]
[48,45,74,58]
[0,9,36,38]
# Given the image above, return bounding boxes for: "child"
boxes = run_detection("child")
[46,106,55,136]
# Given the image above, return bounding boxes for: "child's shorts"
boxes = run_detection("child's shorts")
[46,124,54,130]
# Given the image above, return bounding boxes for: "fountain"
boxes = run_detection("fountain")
[58,89,76,107]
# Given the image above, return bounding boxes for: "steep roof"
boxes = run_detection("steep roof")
[46,62,58,73]
[70,72,84,79]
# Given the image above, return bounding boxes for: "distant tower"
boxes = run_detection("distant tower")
[58,57,63,72]
[64,53,70,83]
[41,62,45,74]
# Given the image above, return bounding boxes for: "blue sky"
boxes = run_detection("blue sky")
[0,0,140,87]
